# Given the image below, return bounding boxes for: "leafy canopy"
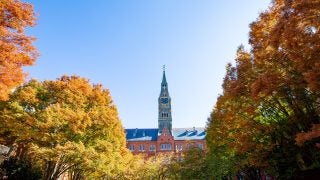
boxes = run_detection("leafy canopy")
[0,0,38,100]
[0,75,130,179]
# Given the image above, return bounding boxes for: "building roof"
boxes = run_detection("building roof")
[172,127,206,141]
[125,128,159,141]
[125,127,206,141]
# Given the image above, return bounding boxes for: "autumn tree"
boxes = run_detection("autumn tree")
[207,0,320,179]
[0,75,130,179]
[122,148,209,180]
[0,0,38,100]
[206,47,271,179]
[249,0,320,177]
[175,147,208,179]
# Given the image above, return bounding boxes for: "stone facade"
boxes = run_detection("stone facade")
[158,69,172,133]
[125,68,206,156]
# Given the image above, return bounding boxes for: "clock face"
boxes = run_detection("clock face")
[161,98,168,104]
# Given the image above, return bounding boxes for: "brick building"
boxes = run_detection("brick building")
[125,68,206,156]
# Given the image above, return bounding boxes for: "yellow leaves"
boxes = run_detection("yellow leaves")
[94,139,113,153]
[0,75,131,178]
[43,105,91,135]
[17,86,38,104]
[30,141,87,166]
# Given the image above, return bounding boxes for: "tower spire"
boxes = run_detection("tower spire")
[158,65,172,134]
[161,65,167,85]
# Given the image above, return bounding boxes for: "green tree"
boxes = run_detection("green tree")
[178,147,208,179]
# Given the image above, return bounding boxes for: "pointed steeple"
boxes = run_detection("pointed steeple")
[160,65,169,97]
[158,65,172,134]
[161,65,167,86]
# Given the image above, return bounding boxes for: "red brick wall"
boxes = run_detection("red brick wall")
[157,128,175,153]
[126,129,206,156]
[126,140,206,155]
[127,141,157,156]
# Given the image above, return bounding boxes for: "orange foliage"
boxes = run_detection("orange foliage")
[250,0,320,95]
[0,0,38,100]
[296,124,320,147]
[207,0,320,176]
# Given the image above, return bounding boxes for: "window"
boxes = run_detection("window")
[138,144,145,151]
[160,143,171,150]
[197,144,204,150]
[187,144,192,149]
[162,113,169,117]
[160,144,166,150]
[149,145,155,151]
[129,145,134,151]
[176,144,182,151]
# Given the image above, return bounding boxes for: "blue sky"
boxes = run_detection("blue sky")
[24,0,270,128]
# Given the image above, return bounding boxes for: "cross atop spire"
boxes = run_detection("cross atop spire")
[163,65,165,72]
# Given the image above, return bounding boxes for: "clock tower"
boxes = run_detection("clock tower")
[158,66,172,134]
